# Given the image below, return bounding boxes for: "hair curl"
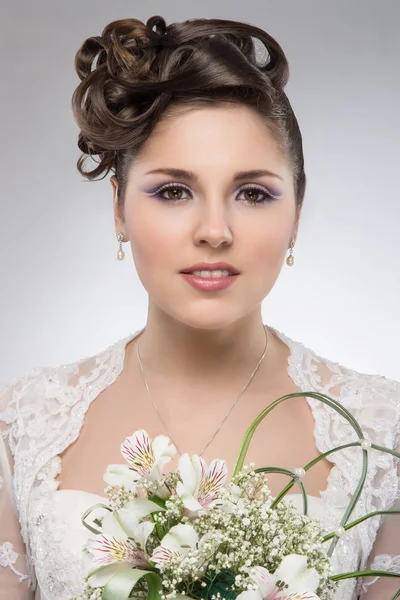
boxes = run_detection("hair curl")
[72,15,306,213]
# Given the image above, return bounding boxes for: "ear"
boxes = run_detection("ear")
[111,175,126,237]
[292,208,301,244]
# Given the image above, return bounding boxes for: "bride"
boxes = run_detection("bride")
[0,14,399,600]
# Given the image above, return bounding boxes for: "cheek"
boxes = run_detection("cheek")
[251,233,288,268]
[242,214,292,271]
[128,205,181,272]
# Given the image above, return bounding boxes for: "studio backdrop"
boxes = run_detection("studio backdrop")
[0,0,399,383]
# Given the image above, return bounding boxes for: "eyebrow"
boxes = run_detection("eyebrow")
[145,168,284,183]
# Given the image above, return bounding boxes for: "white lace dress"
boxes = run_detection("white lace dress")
[0,327,399,600]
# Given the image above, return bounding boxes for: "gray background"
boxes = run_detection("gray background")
[1,0,399,383]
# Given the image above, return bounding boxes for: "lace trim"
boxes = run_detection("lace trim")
[6,329,144,590]
[273,328,400,600]
[359,553,400,591]
[0,542,28,583]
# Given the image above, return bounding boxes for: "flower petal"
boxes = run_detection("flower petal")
[151,434,176,461]
[101,512,128,541]
[121,498,165,522]
[236,592,264,600]
[151,544,179,568]
[275,555,319,593]
[103,464,139,488]
[156,523,198,556]
[87,562,131,588]
[121,430,155,476]
[286,570,320,595]
[134,521,155,554]
[284,594,320,599]
[86,533,147,568]
[249,566,277,598]
[197,458,227,506]
[178,454,199,494]
[176,481,203,512]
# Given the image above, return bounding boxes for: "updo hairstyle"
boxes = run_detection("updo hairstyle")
[72,15,306,214]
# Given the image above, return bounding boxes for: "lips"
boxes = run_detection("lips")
[181,262,240,275]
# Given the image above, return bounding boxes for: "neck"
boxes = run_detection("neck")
[126,308,282,392]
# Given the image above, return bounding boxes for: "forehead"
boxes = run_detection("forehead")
[132,104,290,178]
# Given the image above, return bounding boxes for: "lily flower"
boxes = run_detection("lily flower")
[176,453,228,512]
[85,498,162,587]
[236,555,320,600]
[151,523,218,573]
[104,429,176,490]
[151,523,199,568]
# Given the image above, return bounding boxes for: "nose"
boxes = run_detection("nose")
[193,199,233,248]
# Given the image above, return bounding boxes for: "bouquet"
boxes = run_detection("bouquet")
[71,391,400,600]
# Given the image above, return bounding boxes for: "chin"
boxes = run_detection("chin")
[168,308,247,332]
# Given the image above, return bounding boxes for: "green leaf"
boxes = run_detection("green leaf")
[102,568,162,600]
[193,569,239,600]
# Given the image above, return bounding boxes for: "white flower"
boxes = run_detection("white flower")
[151,523,218,573]
[151,523,199,568]
[237,555,320,600]
[104,429,176,489]
[176,453,227,512]
[85,498,162,587]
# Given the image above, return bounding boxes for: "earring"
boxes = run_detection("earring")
[286,239,295,267]
[116,232,125,261]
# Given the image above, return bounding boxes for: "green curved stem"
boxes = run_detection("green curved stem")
[271,441,360,507]
[253,467,308,515]
[233,391,363,477]
[390,589,400,600]
[323,510,400,542]
[330,569,400,581]
[148,494,167,509]
[232,390,369,557]
[232,389,400,561]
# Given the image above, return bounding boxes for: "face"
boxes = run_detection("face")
[112,104,300,330]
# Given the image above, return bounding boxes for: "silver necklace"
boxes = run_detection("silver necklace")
[136,324,270,457]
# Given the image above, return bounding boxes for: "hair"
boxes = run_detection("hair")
[72,15,306,216]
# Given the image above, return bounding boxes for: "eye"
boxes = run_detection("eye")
[237,184,279,205]
[152,183,192,203]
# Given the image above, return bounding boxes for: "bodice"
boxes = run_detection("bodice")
[1,326,399,600]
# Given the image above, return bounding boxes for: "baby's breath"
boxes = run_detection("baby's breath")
[150,468,334,600]
[76,466,336,600]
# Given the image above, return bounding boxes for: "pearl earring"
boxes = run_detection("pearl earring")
[286,239,295,267]
[116,232,125,261]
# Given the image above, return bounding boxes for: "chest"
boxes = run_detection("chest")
[56,372,333,499]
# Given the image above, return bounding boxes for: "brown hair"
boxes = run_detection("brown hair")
[72,15,306,216]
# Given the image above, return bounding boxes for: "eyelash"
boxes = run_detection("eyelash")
[150,183,279,205]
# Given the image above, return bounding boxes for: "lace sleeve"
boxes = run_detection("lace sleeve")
[0,380,35,599]
[359,380,400,599]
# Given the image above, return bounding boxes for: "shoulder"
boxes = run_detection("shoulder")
[304,337,400,446]
[0,331,134,453]
[277,327,400,446]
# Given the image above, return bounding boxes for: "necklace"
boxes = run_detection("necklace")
[136,324,270,457]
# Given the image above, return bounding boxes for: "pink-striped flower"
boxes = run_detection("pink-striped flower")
[104,429,176,490]
[151,524,217,573]
[176,453,228,512]
[85,498,161,588]
[151,523,199,569]
[236,556,320,600]
[87,533,149,568]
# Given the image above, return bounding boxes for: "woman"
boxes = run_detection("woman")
[0,14,399,600]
